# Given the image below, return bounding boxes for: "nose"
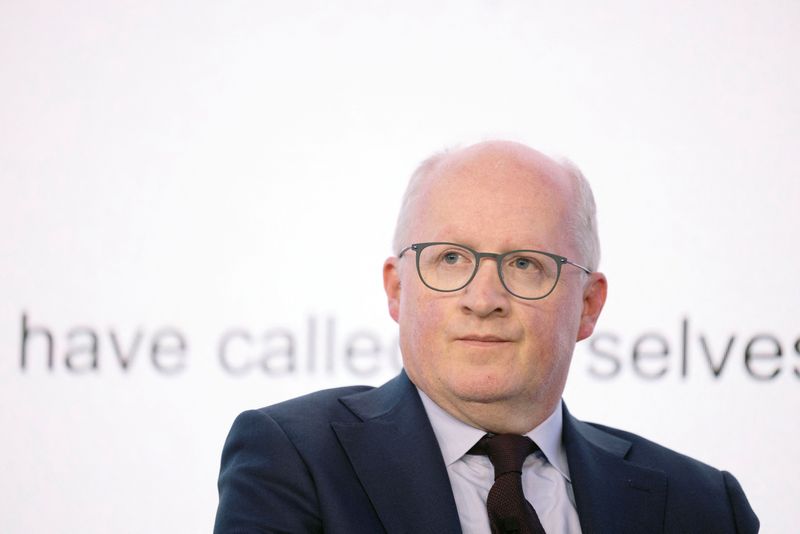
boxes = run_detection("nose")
[459,257,510,317]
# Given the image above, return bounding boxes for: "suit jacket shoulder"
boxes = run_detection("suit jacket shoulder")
[214,373,461,534]
[563,407,759,534]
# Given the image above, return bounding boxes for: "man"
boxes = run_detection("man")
[214,141,759,533]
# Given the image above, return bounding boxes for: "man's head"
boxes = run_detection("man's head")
[383,140,607,434]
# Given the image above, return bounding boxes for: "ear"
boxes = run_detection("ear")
[576,272,607,341]
[383,256,401,323]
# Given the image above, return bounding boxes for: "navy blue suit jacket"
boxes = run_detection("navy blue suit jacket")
[214,372,759,533]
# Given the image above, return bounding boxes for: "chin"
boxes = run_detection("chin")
[447,371,523,404]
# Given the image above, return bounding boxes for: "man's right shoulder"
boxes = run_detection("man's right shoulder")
[231,384,376,435]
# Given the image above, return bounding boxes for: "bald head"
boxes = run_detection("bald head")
[392,141,600,270]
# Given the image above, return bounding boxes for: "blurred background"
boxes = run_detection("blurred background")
[1,1,798,532]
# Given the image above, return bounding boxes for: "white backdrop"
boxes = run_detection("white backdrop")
[1,1,798,532]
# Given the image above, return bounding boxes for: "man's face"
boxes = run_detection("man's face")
[384,143,606,430]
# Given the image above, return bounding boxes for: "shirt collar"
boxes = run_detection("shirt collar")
[417,388,571,482]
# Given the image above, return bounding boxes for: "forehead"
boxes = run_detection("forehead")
[407,144,577,250]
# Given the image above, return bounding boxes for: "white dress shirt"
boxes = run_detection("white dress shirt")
[418,389,582,534]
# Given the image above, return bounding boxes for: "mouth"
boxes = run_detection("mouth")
[456,335,512,345]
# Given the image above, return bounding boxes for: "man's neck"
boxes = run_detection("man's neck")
[428,392,561,435]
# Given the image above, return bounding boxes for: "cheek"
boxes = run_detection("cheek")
[520,300,578,356]
[549,285,585,329]
[547,300,584,361]
[399,291,451,355]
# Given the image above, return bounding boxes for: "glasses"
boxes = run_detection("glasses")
[398,242,592,300]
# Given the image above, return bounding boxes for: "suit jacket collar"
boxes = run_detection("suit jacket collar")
[332,373,668,534]
[332,371,462,534]
[563,404,667,534]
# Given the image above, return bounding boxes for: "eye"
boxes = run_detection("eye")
[440,249,468,265]
[513,257,532,269]
[507,254,544,273]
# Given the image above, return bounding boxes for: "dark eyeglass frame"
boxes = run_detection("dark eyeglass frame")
[398,241,592,300]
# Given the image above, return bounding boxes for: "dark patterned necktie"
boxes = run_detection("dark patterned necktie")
[468,434,546,534]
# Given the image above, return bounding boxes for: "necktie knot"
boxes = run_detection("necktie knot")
[470,434,539,479]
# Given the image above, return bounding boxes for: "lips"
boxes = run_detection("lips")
[457,335,510,343]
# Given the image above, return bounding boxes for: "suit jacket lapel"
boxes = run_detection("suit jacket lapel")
[332,372,462,534]
[563,404,667,534]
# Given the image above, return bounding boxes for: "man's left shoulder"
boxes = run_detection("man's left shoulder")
[587,421,723,475]
[575,419,760,533]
